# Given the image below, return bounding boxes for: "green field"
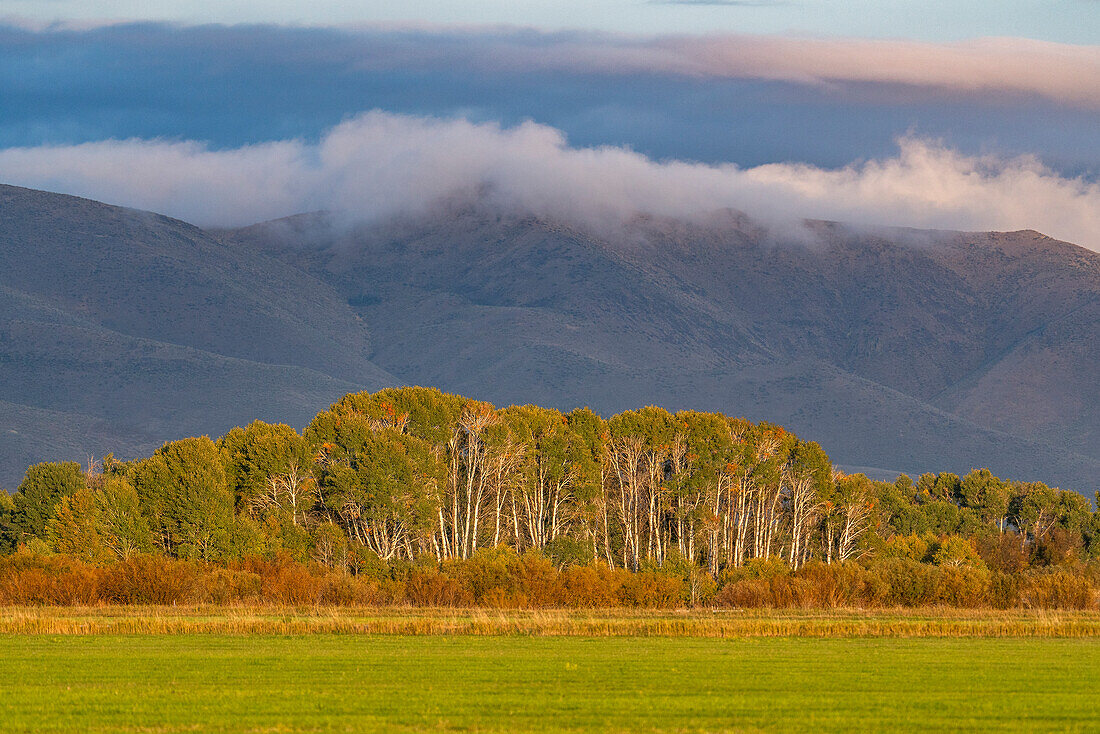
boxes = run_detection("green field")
[2,634,1098,732]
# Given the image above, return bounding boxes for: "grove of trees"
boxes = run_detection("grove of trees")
[2,387,1098,608]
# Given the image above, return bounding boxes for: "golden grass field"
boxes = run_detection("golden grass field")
[3,605,1100,637]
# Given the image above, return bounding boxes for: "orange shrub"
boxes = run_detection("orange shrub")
[100,556,197,604]
[405,569,471,607]
[558,565,619,607]
[616,571,682,608]
[1019,570,1096,610]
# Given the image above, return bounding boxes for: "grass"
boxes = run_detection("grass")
[3,605,1100,637]
[1,634,1098,732]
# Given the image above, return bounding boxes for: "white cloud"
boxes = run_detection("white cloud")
[1,111,1098,249]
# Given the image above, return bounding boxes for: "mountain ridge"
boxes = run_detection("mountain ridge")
[223,204,1100,492]
[2,185,1098,494]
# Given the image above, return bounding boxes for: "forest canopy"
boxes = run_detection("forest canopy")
[2,387,1098,609]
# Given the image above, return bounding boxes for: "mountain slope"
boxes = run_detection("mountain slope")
[226,205,1100,493]
[0,185,394,486]
[4,185,1099,495]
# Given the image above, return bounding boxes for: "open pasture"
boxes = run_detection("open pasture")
[2,617,1099,732]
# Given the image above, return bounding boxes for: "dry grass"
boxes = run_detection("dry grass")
[3,605,1100,637]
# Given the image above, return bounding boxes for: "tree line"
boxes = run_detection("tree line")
[1,387,1098,607]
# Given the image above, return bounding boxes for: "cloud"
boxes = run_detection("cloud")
[3,22,1099,111]
[284,25,1098,109]
[445,32,1100,110]
[0,111,1097,250]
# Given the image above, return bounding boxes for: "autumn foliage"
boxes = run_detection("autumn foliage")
[1,387,1098,609]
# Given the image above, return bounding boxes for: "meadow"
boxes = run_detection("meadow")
[2,609,1100,733]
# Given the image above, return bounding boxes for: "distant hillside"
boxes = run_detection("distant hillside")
[226,205,1100,493]
[0,185,395,485]
[3,184,1099,493]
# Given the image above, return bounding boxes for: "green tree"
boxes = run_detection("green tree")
[8,461,86,544]
[783,440,832,568]
[500,404,577,552]
[93,475,154,560]
[312,402,443,561]
[131,437,234,560]
[0,490,15,554]
[218,420,312,514]
[822,473,875,563]
[563,407,608,564]
[960,469,1009,530]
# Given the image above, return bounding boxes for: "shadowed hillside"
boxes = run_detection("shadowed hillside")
[226,205,1100,493]
[3,185,1098,492]
[0,185,394,484]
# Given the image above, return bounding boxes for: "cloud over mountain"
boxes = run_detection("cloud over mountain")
[1,111,1098,248]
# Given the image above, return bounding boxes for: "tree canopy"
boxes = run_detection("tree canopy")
[2,388,1097,601]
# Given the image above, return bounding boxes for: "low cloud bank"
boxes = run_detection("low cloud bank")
[579,34,1100,109]
[381,30,1099,109]
[1,111,1097,249]
[3,22,1099,110]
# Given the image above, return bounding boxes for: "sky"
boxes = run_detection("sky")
[3,0,1099,44]
[0,2,1097,246]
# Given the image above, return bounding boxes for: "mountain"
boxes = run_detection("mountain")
[0,184,396,485]
[3,184,1099,495]
[225,205,1100,493]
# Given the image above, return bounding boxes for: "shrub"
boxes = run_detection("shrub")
[1019,569,1096,610]
[0,552,99,604]
[543,536,595,568]
[191,566,262,604]
[933,565,991,607]
[558,564,619,607]
[405,569,471,607]
[257,561,323,605]
[866,557,937,606]
[616,571,682,608]
[100,556,196,604]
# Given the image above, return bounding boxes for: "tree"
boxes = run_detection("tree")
[783,441,830,568]
[933,536,984,568]
[0,490,16,554]
[563,407,609,565]
[823,473,874,563]
[960,469,1009,531]
[131,437,234,560]
[1010,482,1060,548]
[1085,496,1100,559]
[501,405,577,553]
[318,428,439,560]
[47,487,109,562]
[4,384,1098,612]
[8,462,85,544]
[307,386,468,560]
[605,407,679,569]
[93,475,154,560]
[674,411,740,575]
[218,420,313,514]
